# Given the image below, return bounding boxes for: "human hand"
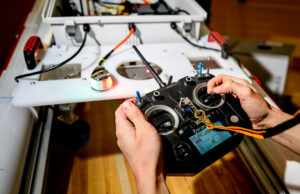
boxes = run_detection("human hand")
[115,98,169,194]
[207,75,292,129]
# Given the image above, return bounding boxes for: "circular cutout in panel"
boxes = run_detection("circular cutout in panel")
[117,61,162,80]
[193,82,225,109]
[145,105,179,136]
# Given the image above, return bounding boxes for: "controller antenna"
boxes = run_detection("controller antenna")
[132,45,166,88]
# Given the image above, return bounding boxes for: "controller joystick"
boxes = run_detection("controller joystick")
[193,83,225,109]
[145,105,180,136]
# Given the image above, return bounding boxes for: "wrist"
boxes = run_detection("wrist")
[261,107,293,129]
[134,166,168,194]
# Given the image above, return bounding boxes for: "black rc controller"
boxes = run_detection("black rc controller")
[133,46,252,174]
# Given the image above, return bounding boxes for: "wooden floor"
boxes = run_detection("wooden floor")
[45,100,259,194]
[44,0,300,193]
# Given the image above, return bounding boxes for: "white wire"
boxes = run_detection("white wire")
[28,106,39,120]
[0,97,38,120]
[81,43,101,72]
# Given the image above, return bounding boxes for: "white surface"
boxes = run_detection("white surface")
[285,160,300,192]
[252,53,289,95]
[13,41,251,107]
[0,102,35,194]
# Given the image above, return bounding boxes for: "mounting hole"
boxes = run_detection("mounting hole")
[153,91,160,97]
[185,77,192,82]
[117,61,162,80]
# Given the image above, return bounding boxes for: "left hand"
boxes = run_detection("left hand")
[115,98,169,194]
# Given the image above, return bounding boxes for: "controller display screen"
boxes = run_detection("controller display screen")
[189,121,231,155]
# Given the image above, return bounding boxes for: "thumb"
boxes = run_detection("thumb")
[122,99,147,128]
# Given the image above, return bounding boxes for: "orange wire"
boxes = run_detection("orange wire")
[294,109,300,117]
[113,28,135,51]
[210,125,266,139]
[207,109,300,139]
[142,0,151,4]
[210,125,266,134]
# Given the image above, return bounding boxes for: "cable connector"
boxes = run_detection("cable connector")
[128,23,136,32]
[170,22,177,30]
[83,24,90,33]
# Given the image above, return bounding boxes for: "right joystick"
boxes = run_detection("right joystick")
[193,83,225,109]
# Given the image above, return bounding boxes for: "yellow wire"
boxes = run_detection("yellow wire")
[91,69,104,77]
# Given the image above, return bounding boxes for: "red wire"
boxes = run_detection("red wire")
[142,0,151,4]
[113,28,135,51]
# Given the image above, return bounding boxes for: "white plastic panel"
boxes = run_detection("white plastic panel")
[13,40,251,107]
[0,102,35,194]
[252,53,289,95]
[42,0,207,46]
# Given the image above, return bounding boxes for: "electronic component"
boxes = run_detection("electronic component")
[133,46,251,174]
[90,66,113,91]
[208,31,229,59]
[23,36,44,70]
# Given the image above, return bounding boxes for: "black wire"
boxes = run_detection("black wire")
[170,22,221,52]
[15,32,88,83]
[229,52,242,68]
[174,9,190,15]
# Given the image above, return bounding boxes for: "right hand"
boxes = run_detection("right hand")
[207,75,293,129]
